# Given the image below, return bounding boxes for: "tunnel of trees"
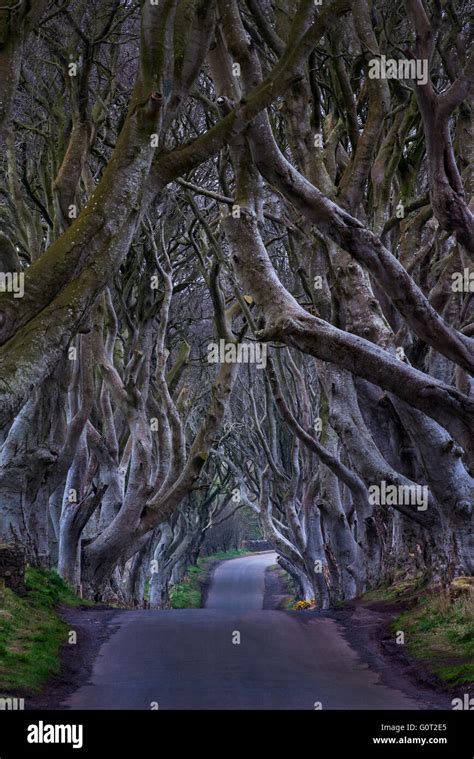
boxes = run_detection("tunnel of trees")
[0,0,472,608]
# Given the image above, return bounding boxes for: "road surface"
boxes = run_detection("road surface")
[205,551,275,610]
[64,552,434,710]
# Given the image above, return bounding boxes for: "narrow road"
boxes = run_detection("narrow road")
[64,553,439,710]
[205,551,275,610]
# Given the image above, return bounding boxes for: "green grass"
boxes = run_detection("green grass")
[390,589,474,688]
[0,567,89,693]
[360,574,473,688]
[169,549,248,609]
[361,573,430,604]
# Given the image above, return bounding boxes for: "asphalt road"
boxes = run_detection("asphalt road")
[205,551,276,610]
[64,553,431,710]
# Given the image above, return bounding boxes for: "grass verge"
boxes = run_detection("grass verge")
[0,567,90,693]
[169,549,248,609]
[361,575,473,689]
[391,588,474,688]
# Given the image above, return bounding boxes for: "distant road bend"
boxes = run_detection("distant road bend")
[65,552,435,710]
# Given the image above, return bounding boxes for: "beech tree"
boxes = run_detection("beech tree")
[0,0,472,605]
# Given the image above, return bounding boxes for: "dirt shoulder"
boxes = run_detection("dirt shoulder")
[327,598,458,709]
[24,605,121,710]
[199,557,225,608]
[263,565,455,708]
[263,563,294,610]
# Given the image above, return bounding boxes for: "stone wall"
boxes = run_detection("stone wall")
[0,543,26,596]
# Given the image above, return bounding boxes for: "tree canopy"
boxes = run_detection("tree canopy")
[0,0,472,605]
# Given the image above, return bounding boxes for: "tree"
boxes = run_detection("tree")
[0,0,472,606]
